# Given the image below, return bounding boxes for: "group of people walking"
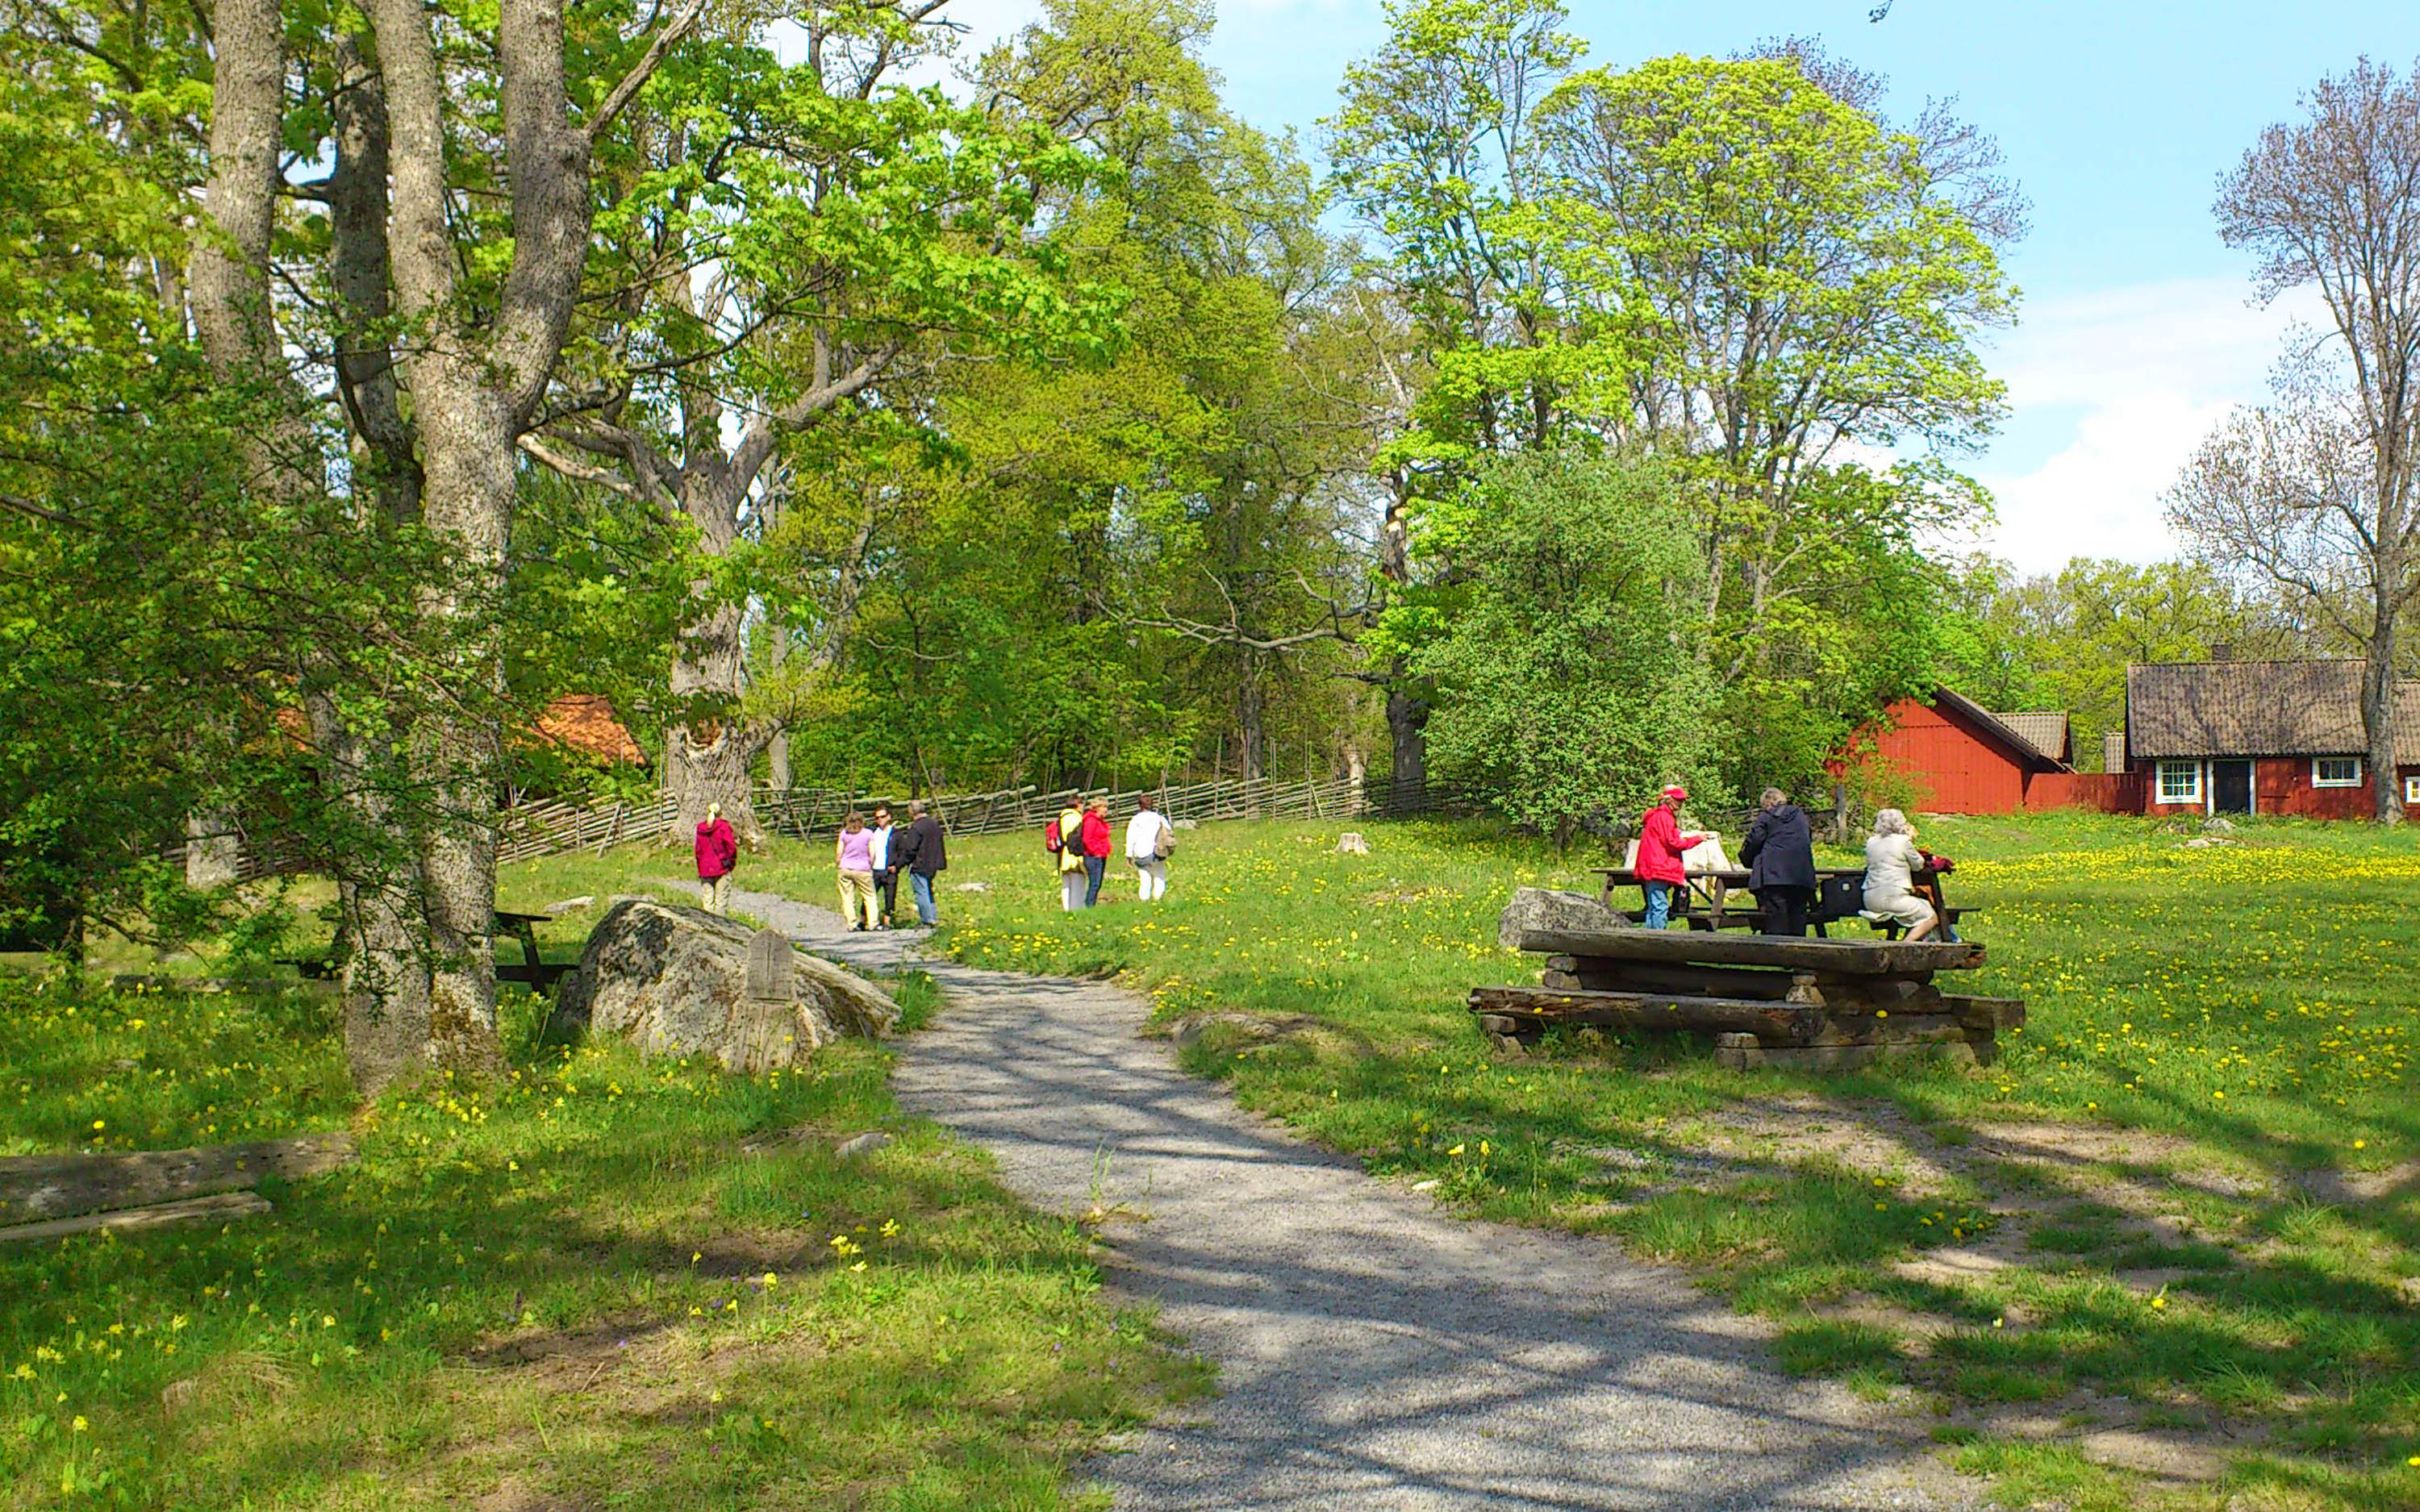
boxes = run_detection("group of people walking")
[688,800,953,929]
[1633,785,1954,940]
[833,802,949,930]
[1052,793,1175,910]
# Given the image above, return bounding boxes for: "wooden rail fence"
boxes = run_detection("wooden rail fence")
[170,774,1372,877]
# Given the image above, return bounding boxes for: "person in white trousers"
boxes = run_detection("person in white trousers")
[1124,796,1173,902]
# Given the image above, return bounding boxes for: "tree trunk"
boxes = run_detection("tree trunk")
[306,701,439,1093]
[766,616,792,791]
[365,0,597,1083]
[665,468,769,845]
[1385,669,1429,807]
[315,23,447,1093]
[2364,599,2406,823]
[183,816,241,889]
[407,378,515,1080]
[183,0,287,903]
[1238,655,1266,782]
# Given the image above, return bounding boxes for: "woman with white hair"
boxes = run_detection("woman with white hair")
[1862,808,1938,941]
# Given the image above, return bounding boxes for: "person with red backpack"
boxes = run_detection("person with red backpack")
[1049,798,1087,911]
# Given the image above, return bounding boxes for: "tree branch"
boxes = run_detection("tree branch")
[587,0,707,144]
[0,491,92,530]
[517,434,644,502]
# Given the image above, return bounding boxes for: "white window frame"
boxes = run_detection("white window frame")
[2405,773,2419,806]
[2313,756,2364,789]
[2156,760,2203,806]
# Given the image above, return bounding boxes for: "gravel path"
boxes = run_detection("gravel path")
[733,885,1979,1512]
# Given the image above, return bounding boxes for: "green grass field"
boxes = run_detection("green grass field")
[0,865,1202,1509]
[921,809,2420,1510]
[10,810,2418,1509]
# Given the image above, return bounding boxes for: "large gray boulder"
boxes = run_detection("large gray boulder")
[1495,886,1624,950]
[557,899,896,1073]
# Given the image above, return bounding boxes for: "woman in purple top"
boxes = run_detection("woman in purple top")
[834,811,879,931]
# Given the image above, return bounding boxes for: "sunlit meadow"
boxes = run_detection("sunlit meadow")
[1,883,1201,1509]
[928,809,2420,1510]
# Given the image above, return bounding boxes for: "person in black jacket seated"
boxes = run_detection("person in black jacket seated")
[1741,787,1818,937]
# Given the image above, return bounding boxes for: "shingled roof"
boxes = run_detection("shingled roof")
[1992,711,2072,764]
[1929,688,2073,772]
[2126,660,2420,763]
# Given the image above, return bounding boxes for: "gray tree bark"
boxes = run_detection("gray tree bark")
[319,24,444,1093]
[368,0,603,1076]
[184,0,290,902]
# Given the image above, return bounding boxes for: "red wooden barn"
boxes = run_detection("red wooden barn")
[1843,688,2075,814]
[2121,660,2420,818]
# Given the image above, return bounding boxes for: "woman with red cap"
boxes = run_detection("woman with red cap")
[1634,784,1704,930]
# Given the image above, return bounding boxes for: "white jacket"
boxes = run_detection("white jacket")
[1125,810,1170,860]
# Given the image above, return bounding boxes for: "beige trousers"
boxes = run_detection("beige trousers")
[837,868,878,928]
[698,874,730,915]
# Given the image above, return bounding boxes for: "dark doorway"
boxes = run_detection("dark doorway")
[2212,759,2254,814]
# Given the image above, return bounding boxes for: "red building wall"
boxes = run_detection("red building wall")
[1866,699,2030,814]
[2023,772,2141,814]
[2138,757,2395,818]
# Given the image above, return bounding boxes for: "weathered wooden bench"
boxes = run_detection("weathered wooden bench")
[1471,926,2022,1071]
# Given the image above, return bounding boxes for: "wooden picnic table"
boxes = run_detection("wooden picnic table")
[286,910,573,993]
[1471,924,2022,1072]
[1590,863,1963,938]
[492,910,573,992]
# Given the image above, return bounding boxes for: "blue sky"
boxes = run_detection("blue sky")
[929,0,2420,571]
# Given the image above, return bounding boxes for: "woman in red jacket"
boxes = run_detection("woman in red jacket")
[1635,784,1704,930]
[1079,795,1114,908]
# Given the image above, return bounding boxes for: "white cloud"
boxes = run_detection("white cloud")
[1974,277,2329,574]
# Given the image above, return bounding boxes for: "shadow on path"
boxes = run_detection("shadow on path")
[734,886,1979,1512]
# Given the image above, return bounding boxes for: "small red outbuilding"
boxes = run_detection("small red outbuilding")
[1842,689,2075,815]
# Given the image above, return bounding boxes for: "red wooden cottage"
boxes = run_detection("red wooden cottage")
[2120,660,2420,818]
[1846,688,2075,814]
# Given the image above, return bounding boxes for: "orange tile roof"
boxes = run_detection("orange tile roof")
[534,694,646,766]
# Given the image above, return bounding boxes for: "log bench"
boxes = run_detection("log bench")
[1471,926,2021,1071]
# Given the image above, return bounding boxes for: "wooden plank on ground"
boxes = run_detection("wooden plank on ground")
[1469,985,1821,1044]
[1941,995,2026,1031]
[0,1191,271,1244]
[0,1134,355,1227]
[1518,927,1983,975]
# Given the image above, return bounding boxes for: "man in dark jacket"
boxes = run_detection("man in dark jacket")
[1741,787,1817,937]
[896,800,948,927]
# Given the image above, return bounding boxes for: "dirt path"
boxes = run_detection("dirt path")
[735,886,1980,1511]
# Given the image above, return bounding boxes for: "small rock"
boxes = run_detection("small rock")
[2201,815,2237,834]
[1336,831,1371,854]
[544,895,595,915]
[2397,1277,2420,1308]
[953,881,991,893]
[1171,818,1200,831]
[835,1131,892,1159]
[1410,1179,1439,1192]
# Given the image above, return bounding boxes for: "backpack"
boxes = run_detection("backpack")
[1043,818,1064,854]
